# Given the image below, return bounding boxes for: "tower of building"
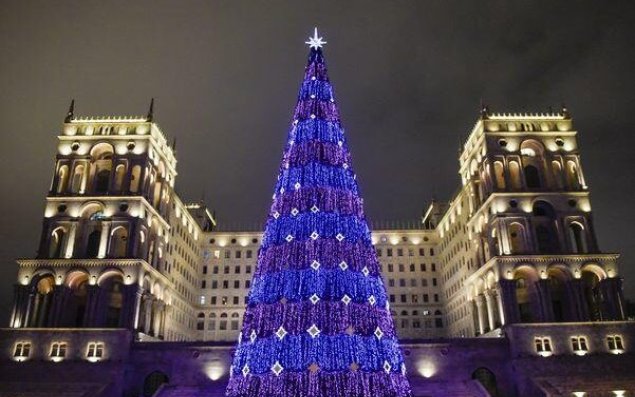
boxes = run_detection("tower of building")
[430,106,626,337]
[9,101,213,342]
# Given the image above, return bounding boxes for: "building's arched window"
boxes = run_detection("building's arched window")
[70,276,88,327]
[71,164,86,193]
[567,160,581,190]
[533,201,559,254]
[547,268,569,322]
[196,313,205,330]
[472,368,499,397]
[524,165,541,188]
[508,223,526,254]
[493,161,505,190]
[57,165,69,194]
[114,164,126,193]
[143,371,169,397]
[152,181,162,208]
[219,312,228,331]
[568,222,587,254]
[101,275,124,327]
[49,227,66,258]
[86,230,101,258]
[581,270,602,321]
[29,275,55,327]
[552,161,564,190]
[109,226,128,258]
[208,313,216,330]
[231,312,240,331]
[90,143,114,194]
[130,165,142,193]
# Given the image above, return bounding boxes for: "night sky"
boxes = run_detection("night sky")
[1,1,634,318]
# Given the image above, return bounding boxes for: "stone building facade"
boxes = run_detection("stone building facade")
[1,105,633,396]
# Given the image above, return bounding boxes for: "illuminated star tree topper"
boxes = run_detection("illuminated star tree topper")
[305,27,327,49]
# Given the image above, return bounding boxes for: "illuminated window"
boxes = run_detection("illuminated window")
[607,335,624,352]
[213,250,220,259]
[13,342,31,359]
[571,336,588,354]
[535,337,553,356]
[50,342,67,358]
[86,342,104,360]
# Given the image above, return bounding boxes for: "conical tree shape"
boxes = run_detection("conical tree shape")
[227,42,412,397]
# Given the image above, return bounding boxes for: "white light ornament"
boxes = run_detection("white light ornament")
[285,234,294,242]
[271,361,284,376]
[336,233,345,242]
[275,326,288,340]
[383,361,392,374]
[305,27,327,49]
[368,295,376,306]
[291,208,299,216]
[242,364,250,377]
[374,327,384,340]
[250,330,258,343]
[310,260,321,270]
[310,231,320,240]
[307,324,321,338]
[362,266,370,277]
[341,294,352,305]
[310,205,320,213]
[309,294,320,305]
[339,261,348,270]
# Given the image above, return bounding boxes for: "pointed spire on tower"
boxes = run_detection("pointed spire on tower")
[479,99,489,120]
[64,99,75,123]
[561,102,570,119]
[146,98,154,122]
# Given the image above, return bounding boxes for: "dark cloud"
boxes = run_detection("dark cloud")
[1,1,634,316]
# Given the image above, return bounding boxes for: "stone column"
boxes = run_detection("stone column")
[65,222,78,258]
[498,279,519,325]
[132,288,144,330]
[484,290,497,331]
[474,295,486,335]
[565,278,588,321]
[98,221,111,258]
[600,277,625,321]
[495,288,506,326]
[535,279,554,322]
[47,285,71,327]
[83,284,103,327]
[9,284,30,328]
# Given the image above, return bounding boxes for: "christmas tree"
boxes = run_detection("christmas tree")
[226,29,412,397]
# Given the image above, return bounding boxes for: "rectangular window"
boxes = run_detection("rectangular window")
[86,342,104,359]
[432,278,437,286]
[213,250,220,259]
[246,280,251,288]
[429,248,434,256]
[203,266,208,274]
[224,250,231,259]
[231,320,239,330]
[389,279,395,287]
[571,336,588,353]
[234,280,240,288]
[434,294,439,302]
[235,265,241,274]
[397,248,403,257]
[410,279,417,287]
[222,297,227,305]
[419,248,425,256]
[235,250,242,259]
[224,266,230,274]
[213,266,219,274]
[401,319,409,328]
[388,264,394,272]
[246,265,252,274]
[420,263,426,272]
[423,294,429,302]
[376,248,382,257]
[220,321,227,330]
[387,248,393,257]
[212,280,218,289]
[400,294,407,303]
[199,295,206,305]
[233,296,239,304]
[535,337,553,356]
[431,263,436,272]
[399,279,406,287]
[412,294,419,303]
[246,250,253,259]
[398,264,405,272]
[208,320,216,330]
[435,318,443,328]
[50,342,67,358]
[223,280,229,289]
[408,249,414,257]
[607,335,624,351]
[13,342,31,358]
[413,319,421,328]
[390,294,395,303]
[201,280,206,288]
[211,296,217,305]
[422,279,428,287]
